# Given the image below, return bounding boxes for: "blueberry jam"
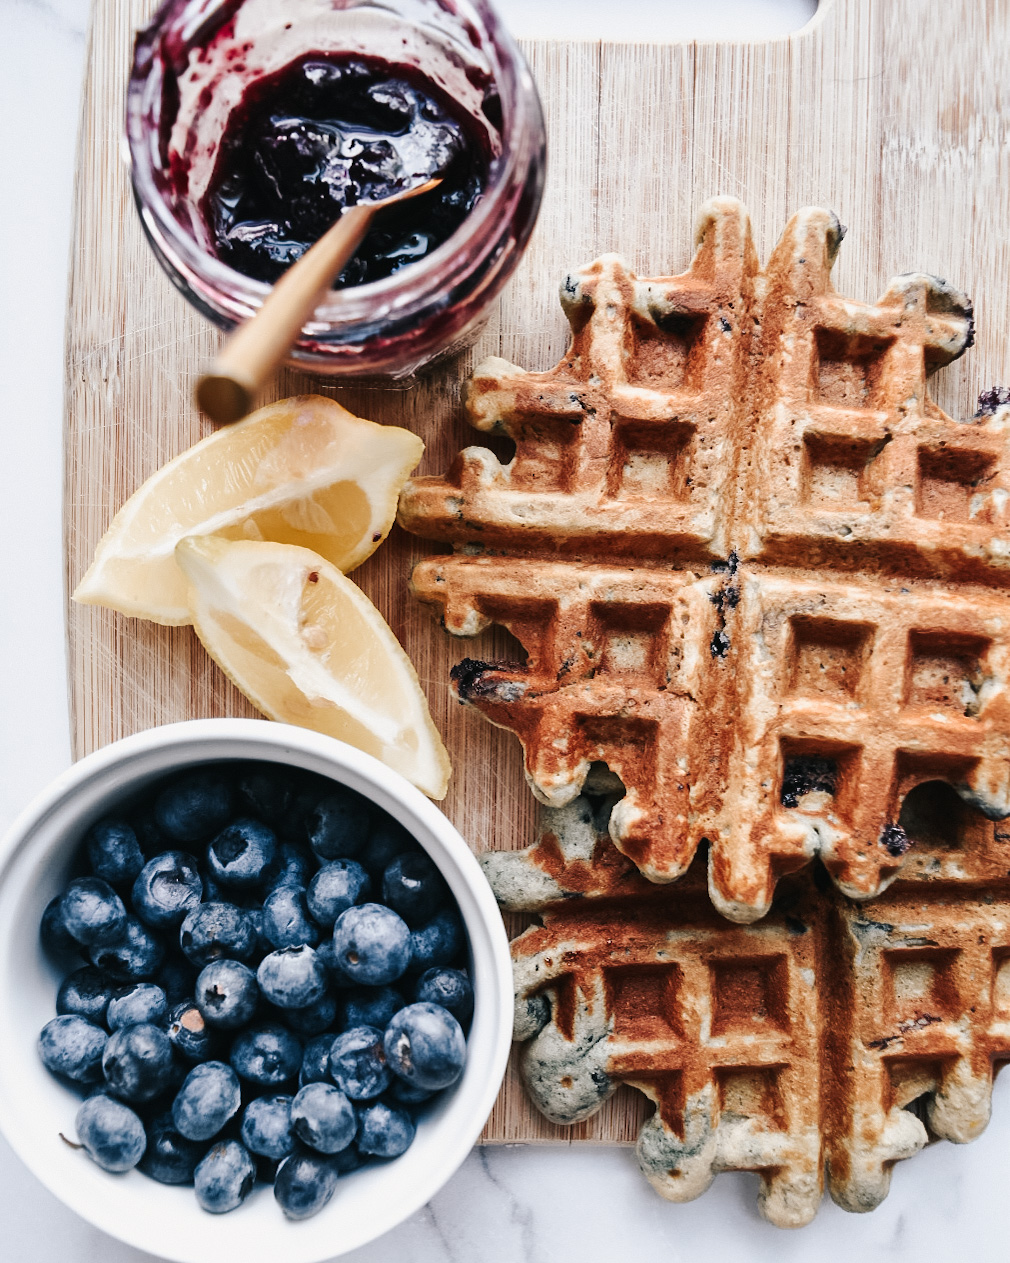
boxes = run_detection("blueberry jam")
[204,54,492,287]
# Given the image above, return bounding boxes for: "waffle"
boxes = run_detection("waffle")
[399,197,1010,922]
[482,786,1010,1226]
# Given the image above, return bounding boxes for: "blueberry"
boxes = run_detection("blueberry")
[387,1075,435,1106]
[244,906,273,959]
[413,967,473,1026]
[61,877,127,947]
[230,1022,302,1086]
[194,1140,256,1213]
[261,884,319,950]
[384,1002,465,1091]
[257,945,328,1009]
[38,1015,107,1083]
[299,1035,334,1087]
[307,860,370,928]
[356,1099,415,1158]
[206,819,277,890]
[274,1149,341,1220]
[290,1082,356,1153]
[167,1000,217,1062]
[408,910,464,973]
[284,991,338,1036]
[338,986,403,1032]
[278,783,324,846]
[40,895,77,957]
[365,818,417,874]
[236,768,291,825]
[76,1094,146,1172]
[155,954,198,1006]
[328,1025,390,1100]
[241,1094,296,1160]
[88,916,165,981]
[131,852,203,929]
[196,959,259,1029]
[172,1061,241,1141]
[198,867,225,904]
[139,1111,205,1184]
[179,901,257,966]
[107,983,168,1031]
[163,1055,191,1097]
[57,967,114,1025]
[330,1139,365,1175]
[102,1022,174,1102]
[315,938,354,989]
[264,843,314,893]
[306,790,372,861]
[85,819,145,887]
[132,811,170,857]
[155,771,233,844]
[381,852,446,926]
[332,903,410,985]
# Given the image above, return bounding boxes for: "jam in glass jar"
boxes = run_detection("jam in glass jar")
[127,0,546,378]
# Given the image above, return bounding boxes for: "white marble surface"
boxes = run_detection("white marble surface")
[8,0,1010,1259]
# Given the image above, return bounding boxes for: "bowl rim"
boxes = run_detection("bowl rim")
[0,718,514,1263]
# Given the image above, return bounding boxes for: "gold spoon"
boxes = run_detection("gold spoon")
[195,177,443,425]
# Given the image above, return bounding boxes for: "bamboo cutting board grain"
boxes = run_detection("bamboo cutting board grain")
[65,0,1010,1144]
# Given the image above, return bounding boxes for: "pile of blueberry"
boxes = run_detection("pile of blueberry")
[38,762,472,1220]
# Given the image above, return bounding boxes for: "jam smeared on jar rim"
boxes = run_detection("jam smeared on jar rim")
[203,53,494,288]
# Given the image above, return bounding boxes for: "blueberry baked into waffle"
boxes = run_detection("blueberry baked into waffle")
[399,198,1010,1222]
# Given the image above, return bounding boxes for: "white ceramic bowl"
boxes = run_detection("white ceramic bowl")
[0,719,513,1263]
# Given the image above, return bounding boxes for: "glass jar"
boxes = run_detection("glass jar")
[126,0,546,378]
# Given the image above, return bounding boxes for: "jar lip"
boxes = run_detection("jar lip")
[126,0,543,332]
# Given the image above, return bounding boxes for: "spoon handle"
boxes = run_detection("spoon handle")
[195,203,373,425]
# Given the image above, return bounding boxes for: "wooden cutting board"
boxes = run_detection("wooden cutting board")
[65,0,1010,1144]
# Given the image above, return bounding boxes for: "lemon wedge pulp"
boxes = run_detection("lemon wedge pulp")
[176,536,451,799]
[73,396,423,626]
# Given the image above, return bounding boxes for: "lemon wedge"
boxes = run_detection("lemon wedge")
[175,536,451,799]
[74,395,423,626]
